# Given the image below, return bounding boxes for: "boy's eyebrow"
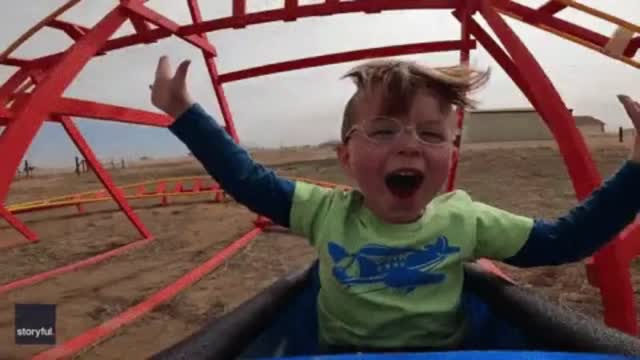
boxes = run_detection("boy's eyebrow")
[405,118,448,125]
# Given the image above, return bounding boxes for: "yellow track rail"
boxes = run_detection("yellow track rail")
[496,1,639,70]
[7,176,349,213]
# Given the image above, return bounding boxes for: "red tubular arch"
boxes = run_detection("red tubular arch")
[219,40,475,83]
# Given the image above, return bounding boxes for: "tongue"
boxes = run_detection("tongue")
[389,185,416,198]
[386,174,421,198]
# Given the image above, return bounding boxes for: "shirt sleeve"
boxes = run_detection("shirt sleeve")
[289,181,339,247]
[168,103,295,227]
[472,201,535,260]
[505,160,640,267]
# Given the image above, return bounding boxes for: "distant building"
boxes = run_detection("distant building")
[574,115,606,135]
[461,108,605,143]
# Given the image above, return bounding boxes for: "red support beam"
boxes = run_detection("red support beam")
[479,4,600,198]
[128,13,155,43]
[537,1,567,16]
[220,39,475,83]
[2,97,172,127]
[100,29,169,54]
[624,37,640,58]
[285,0,298,9]
[47,19,89,40]
[19,0,638,75]
[453,11,541,116]
[613,221,640,265]
[121,0,216,56]
[0,205,38,243]
[0,108,11,123]
[55,114,152,240]
[233,0,246,17]
[0,57,30,67]
[0,68,29,106]
[187,0,239,143]
[285,0,299,21]
[492,0,608,50]
[478,0,637,336]
[232,0,247,28]
[446,1,473,192]
[8,79,36,104]
[180,0,460,36]
[23,0,460,71]
[52,97,172,127]
[0,7,129,203]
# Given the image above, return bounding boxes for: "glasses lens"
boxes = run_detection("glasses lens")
[415,122,447,144]
[363,117,401,142]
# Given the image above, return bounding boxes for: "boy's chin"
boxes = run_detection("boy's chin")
[379,208,424,224]
[380,197,428,223]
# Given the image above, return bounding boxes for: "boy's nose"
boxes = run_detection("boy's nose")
[398,146,420,157]
[396,131,421,156]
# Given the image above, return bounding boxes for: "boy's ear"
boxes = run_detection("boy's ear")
[336,143,353,176]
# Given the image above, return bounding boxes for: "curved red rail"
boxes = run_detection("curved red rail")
[31,226,264,360]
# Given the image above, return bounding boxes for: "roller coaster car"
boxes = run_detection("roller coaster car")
[151,261,640,360]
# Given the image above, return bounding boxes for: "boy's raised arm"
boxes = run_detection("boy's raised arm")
[504,95,640,267]
[151,56,295,227]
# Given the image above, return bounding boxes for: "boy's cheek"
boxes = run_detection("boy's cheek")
[425,149,454,184]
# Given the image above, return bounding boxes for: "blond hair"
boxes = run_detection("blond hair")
[340,59,490,142]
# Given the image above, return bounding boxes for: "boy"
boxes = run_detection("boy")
[150,56,640,352]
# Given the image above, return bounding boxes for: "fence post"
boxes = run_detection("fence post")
[75,156,81,175]
[23,160,31,177]
[619,126,623,143]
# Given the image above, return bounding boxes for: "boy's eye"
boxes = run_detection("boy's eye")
[418,131,445,143]
[371,129,396,136]
[369,129,397,139]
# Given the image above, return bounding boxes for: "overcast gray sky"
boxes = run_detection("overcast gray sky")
[1,0,639,168]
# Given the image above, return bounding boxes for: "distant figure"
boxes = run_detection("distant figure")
[23,160,34,178]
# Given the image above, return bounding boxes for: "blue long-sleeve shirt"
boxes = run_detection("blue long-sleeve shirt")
[169,103,640,267]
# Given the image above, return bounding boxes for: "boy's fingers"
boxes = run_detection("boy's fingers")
[174,59,191,87]
[618,95,640,125]
[155,55,172,80]
[618,95,640,131]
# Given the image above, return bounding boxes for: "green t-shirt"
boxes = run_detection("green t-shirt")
[289,181,534,348]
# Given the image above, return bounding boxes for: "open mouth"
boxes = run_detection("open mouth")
[384,169,424,199]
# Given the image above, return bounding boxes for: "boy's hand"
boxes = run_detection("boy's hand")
[150,55,194,119]
[619,95,640,163]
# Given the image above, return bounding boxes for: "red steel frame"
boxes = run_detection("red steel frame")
[0,1,638,354]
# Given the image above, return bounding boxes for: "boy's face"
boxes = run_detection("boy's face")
[337,87,455,224]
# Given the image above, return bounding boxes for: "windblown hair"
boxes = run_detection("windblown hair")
[340,59,490,142]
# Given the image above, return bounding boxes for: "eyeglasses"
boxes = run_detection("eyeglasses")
[344,116,450,145]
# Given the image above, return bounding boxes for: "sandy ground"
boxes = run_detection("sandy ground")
[1,134,640,359]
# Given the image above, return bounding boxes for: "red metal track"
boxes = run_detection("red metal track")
[31,225,264,360]
[0,239,153,295]
[0,205,37,243]
[445,0,472,192]
[0,1,637,354]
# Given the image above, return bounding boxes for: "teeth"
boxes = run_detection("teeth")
[396,170,419,176]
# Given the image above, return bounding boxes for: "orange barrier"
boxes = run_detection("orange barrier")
[7,176,347,214]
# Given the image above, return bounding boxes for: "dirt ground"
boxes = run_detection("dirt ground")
[1,134,640,359]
